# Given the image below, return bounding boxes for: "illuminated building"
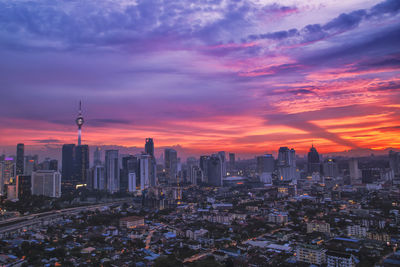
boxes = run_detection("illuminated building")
[296,244,326,265]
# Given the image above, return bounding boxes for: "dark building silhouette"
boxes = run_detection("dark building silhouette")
[145,138,154,157]
[16,175,31,199]
[390,150,400,176]
[164,148,177,184]
[49,159,58,171]
[229,153,235,170]
[75,145,89,185]
[207,154,222,186]
[200,155,210,183]
[307,145,320,174]
[16,143,24,175]
[62,144,75,190]
[256,154,275,175]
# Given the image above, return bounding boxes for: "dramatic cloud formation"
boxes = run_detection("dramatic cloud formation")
[0,0,399,159]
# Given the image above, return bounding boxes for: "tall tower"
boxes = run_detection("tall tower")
[76,101,84,146]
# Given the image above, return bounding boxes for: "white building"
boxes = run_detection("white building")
[128,172,136,192]
[296,244,326,265]
[347,225,367,238]
[140,154,150,190]
[31,170,61,198]
[327,251,357,267]
[105,150,119,193]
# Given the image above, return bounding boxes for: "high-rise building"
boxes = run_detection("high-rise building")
[208,154,222,186]
[128,172,136,192]
[229,153,235,170]
[24,155,37,176]
[140,154,150,190]
[349,158,360,185]
[307,145,320,174]
[323,158,338,178]
[145,138,155,157]
[31,170,61,198]
[16,175,31,199]
[16,143,24,176]
[93,147,102,165]
[49,159,58,171]
[92,165,106,190]
[121,155,139,192]
[105,150,119,193]
[3,157,16,184]
[389,150,400,176]
[218,151,226,177]
[199,155,210,183]
[256,154,275,175]
[278,147,297,181]
[62,144,75,188]
[0,162,4,195]
[164,148,177,184]
[75,145,89,186]
[76,101,84,146]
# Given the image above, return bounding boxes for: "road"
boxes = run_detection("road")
[0,199,132,237]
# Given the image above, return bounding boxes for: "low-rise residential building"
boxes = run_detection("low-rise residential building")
[296,244,326,265]
[307,220,331,234]
[119,216,145,229]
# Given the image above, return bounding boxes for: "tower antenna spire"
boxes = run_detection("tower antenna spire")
[76,100,84,146]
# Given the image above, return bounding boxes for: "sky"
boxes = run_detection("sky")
[0,0,399,159]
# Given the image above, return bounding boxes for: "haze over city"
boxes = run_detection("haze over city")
[0,0,399,158]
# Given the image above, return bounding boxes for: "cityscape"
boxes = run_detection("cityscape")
[1,0,400,266]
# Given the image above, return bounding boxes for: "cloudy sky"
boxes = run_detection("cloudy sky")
[0,0,399,158]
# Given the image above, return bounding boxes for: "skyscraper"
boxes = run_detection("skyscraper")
[256,154,275,175]
[92,165,106,190]
[16,175,31,199]
[121,155,139,192]
[349,158,360,185]
[200,155,210,183]
[76,101,84,146]
[16,143,24,176]
[323,158,338,178]
[277,147,297,181]
[389,150,400,176]
[229,153,235,170]
[93,147,102,165]
[62,144,75,189]
[164,148,177,184]
[31,170,61,198]
[145,138,155,157]
[75,145,89,186]
[105,150,119,193]
[307,145,321,174]
[218,151,227,177]
[140,154,150,190]
[207,154,222,186]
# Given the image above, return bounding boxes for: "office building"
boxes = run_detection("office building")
[349,158,360,185]
[121,155,139,192]
[128,172,136,192]
[7,184,17,200]
[62,144,75,189]
[16,175,31,199]
[31,170,61,198]
[208,154,222,186]
[200,155,210,183]
[278,147,297,181]
[16,143,24,176]
[24,155,37,176]
[164,148,177,184]
[93,147,102,165]
[3,157,15,184]
[105,150,119,193]
[140,154,150,190]
[323,158,338,178]
[75,145,89,186]
[92,165,106,190]
[218,151,227,177]
[389,150,400,175]
[256,154,274,175]
[307,221,331,234]
[145,138,155,157]
[229,153,235,170]
[307,145,320,174]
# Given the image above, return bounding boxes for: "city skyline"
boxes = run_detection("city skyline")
[0,0,400,157]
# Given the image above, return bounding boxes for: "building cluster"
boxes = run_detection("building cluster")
[1,103,400,266]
